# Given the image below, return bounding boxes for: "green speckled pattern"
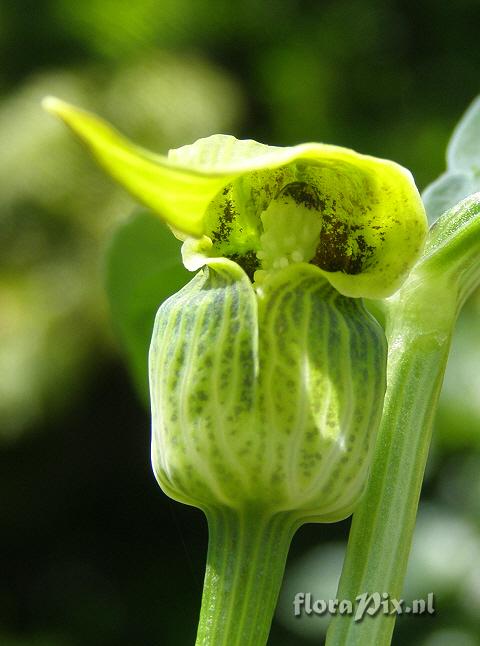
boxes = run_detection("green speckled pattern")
[150,259,386,522]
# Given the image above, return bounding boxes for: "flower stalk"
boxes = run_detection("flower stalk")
[196,508,298,646]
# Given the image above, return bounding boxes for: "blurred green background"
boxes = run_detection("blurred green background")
[1,1,479,644]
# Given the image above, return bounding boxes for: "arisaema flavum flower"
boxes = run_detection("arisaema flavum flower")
[43,97,428,646]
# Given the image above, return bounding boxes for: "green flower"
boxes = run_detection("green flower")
[43,96,480,646]
[43,97,427,299]
[42,96,426,520]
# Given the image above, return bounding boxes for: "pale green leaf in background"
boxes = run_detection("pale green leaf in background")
[105,211,190,404]
[422,171,475,224]
[447,95,480,173]
[423,95,480,223]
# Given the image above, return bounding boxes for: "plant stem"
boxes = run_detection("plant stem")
[326,194,480,646]
[325,280,455,646]
[195,507,297,646]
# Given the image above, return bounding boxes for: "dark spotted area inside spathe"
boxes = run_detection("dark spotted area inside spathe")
[311,217,377,275]
[204,165,386,281]
[226,250,259,281]
[275,180,380,276]
[277,181,321,210]
[210,185,238,246]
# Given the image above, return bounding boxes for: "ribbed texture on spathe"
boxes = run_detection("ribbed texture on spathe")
[150,261,386,520]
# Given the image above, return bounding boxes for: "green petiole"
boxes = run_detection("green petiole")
[327,194,480,646]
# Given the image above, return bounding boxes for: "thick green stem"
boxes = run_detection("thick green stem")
[195,507,297,646]
[326,296,453,645]
[326,194,480,646]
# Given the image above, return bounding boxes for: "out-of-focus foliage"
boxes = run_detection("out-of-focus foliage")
[276,504,480,645]
[1,0,480,645]
[437,290,480,450]
[423,96,480,223]
[106,212,189,404]
[0,55,242,438]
